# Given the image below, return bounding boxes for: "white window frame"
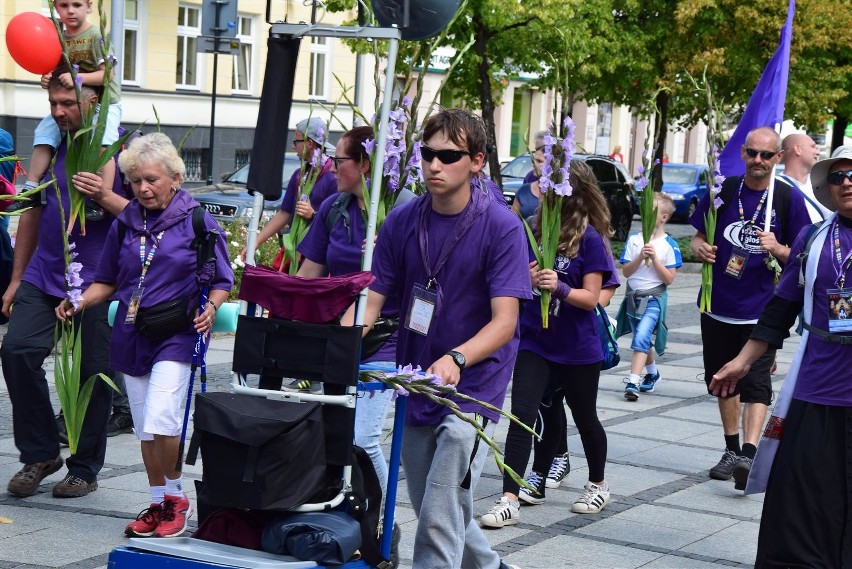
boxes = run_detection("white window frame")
[231,15,254,95]
[176,4,201,90]
[309,37,331,100]
[122,0,143,86]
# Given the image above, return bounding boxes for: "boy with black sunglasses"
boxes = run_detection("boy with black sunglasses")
[689,126,811,491]
[362,108,530,569]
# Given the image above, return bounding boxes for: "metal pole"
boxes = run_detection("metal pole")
[355,35,399,327]
[206,0,224,185]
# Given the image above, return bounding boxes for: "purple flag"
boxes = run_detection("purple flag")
[718,0,795,177]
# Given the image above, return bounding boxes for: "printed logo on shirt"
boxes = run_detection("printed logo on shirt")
[554,254,571,273]
[722,216,776,256]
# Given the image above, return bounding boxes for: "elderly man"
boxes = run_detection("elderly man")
[712,146,852,568]
[779,133,828,222]
[689,126,811,491]
[3,66,129,498]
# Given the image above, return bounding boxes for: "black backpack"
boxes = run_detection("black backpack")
[346,445,395,568]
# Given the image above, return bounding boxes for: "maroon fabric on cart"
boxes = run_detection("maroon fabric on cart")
[238,264,374,323]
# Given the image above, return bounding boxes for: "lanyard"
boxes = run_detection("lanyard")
[137,210,166,290]
[832,220,852,288]
[736,178,769,229]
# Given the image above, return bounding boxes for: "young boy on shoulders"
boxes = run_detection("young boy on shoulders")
[617,193,682,401]
[20,0,121,210]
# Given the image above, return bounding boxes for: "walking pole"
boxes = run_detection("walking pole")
[175,292,206,473]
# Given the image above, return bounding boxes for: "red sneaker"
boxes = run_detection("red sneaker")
[153,494,193,538]
[124,503,163,537]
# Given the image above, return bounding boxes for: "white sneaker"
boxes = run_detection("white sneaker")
[480,497,519,528]
[571,481,610,514]
[545,452,570,489]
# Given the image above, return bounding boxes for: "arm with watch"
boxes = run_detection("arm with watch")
[426,296,520,387]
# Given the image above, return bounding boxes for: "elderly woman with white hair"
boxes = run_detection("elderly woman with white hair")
[56,132,233,539]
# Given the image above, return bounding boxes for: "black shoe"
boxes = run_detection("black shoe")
[518,470,547,505]
[56,413,68,447]
[732,456,753,490]
[709,449,738,480]
[107,411,133,437]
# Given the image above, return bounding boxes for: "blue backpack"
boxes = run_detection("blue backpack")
[595,304,620,370]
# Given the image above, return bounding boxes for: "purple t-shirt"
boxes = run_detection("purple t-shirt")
[280,159,338,216]
[298,192,398,363]
[519,226,613,364]
[24,142,127,297]
[775,219,852,406]
[690,176,811,320]
[94,191,234,376]
[523,169,538,185]
[370,186,532,426]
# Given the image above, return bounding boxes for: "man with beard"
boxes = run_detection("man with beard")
[689,126,811,491]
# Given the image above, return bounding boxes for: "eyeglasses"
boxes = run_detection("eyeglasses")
[292,138,306,147]
[329,156,357,168]
[744,147,779,161]
[827,169,852,185]
[420,146,472,165]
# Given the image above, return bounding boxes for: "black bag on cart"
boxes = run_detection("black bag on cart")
[186,392,327,511]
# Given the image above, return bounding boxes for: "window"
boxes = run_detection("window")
[176,5,201,89]
[181,148,209,182]
[309,37,330,99]
[123,0,141,85]
[234,149,251,170]
[232,16,253,93]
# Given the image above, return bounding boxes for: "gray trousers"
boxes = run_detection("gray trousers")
[402,413,500,569]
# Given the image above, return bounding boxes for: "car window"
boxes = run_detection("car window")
[586,158,617,183]
[227,156,301,188]
[662,166,699,185]
[614,162,630,184]
[501,155,532,178]
[698,169,708,186]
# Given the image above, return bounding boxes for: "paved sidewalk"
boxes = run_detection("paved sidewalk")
[0,272,781,568]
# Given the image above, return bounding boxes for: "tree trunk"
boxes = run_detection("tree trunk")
[831,114,848,154]
[472,16,501,188]
[652,89,669,189]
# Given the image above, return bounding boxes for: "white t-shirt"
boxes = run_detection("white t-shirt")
[779,174,831,223]
[619,233,683,291]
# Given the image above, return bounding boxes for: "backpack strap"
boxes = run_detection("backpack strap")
[326,193,353,240]
[798,220,831,288]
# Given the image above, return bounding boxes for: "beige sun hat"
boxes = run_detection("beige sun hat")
[811,146,852,211]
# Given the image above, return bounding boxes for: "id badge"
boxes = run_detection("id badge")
[724,247,749,279]
[827,288,852,332]
[125,287,144,324]
[405,283,437,336]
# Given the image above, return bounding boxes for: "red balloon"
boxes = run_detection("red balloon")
[6,12,62,75]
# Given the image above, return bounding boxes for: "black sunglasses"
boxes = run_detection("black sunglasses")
[827,169,852,185]
[744,147,779,160]
[421,146,472,165]
[330,156,357,168]
[292,138,306,147]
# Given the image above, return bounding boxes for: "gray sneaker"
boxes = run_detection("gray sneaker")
[732,456,753,490]
[709,449,738,480]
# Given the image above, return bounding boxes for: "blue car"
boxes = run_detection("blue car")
[635,163,710,221]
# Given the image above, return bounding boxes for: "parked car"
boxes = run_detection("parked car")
[189,154,302,225]
[633,163,710,221]
[499,153,636,241]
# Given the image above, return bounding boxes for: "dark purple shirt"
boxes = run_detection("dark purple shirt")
[24,142,127,297]
[775,219,852,406]
[690,176,811,320]
[519,226,613,364]
[94,191,234,376]
[523,169,538,185]
[298,192,398,363]
[280,159,338,216]
[370,185,532,426]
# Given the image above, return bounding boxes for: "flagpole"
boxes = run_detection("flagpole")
[764,122,782,232]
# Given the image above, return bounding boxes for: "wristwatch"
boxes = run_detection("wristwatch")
[446,350,466,371]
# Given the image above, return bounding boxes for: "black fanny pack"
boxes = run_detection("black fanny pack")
[135,297,192,342]
[361,317,399,359]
